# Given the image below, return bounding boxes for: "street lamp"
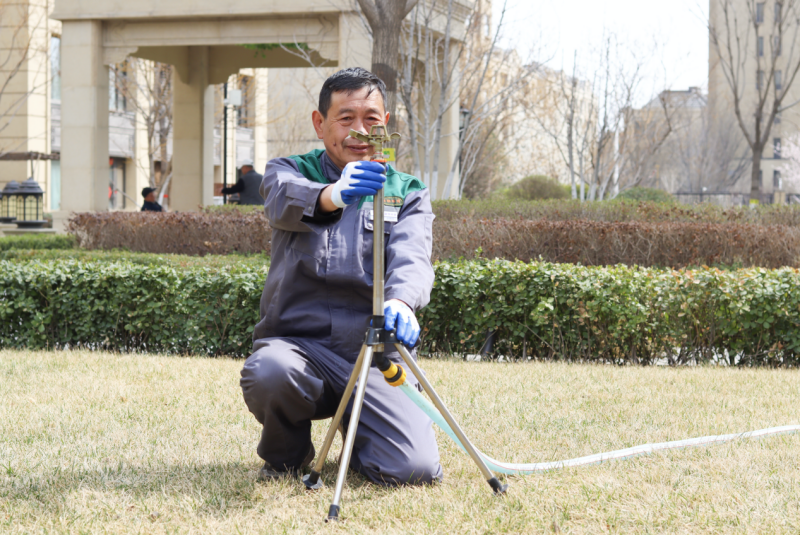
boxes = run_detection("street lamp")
[0,180,20,223]
[14,177,46,228]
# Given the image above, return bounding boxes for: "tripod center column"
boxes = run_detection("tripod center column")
[372,166,385,317]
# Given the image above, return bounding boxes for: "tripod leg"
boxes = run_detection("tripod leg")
[302,344,368,490]
[326,345,374,522]
[394,344,508,495]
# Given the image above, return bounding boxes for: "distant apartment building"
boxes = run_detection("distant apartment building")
[708,0,800,203]
[627,88,708,193]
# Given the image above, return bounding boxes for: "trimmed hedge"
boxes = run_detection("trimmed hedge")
[0,234,76,251]
[432,219,800,267]
[67,211,271,256]
[423,260,800,366]
[504,175,570,201]
[616,187,677,204]
[431,198,800,225]
[66,210,800,268]
[2,259,799,365]
[0,261,266,356]
[0,248,270,269]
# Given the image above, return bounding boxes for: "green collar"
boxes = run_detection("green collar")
[288,149,427,208]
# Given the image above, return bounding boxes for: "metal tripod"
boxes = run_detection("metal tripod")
[301,156,508,522]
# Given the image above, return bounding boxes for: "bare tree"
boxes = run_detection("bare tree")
[114,59,174,204]
[523,56,597,200]
[447,1,536,198]
[580,36,676,200]
[709,0,800,202]
[657,98,749,194]
[525,35,673,201]
[356,0,420,127]
[0,1,48,159]
[396,0,535,199]
[398,0,461,198]
[613,98,674,199]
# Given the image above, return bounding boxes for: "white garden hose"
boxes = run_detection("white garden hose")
[398,382,800,475]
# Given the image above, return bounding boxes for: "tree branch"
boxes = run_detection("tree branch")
[355,0,379,29]
[402,0,419,19]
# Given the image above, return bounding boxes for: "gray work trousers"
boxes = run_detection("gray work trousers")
[240,337,443,485]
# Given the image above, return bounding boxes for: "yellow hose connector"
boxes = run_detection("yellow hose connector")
[381,362,406,387]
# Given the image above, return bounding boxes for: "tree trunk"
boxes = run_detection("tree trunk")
[567,104,576,199]
[750,148,763,204]
[371,21,403,129]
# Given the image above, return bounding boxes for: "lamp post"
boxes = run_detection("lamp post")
[0,180,20,223]
[14,177,46,228]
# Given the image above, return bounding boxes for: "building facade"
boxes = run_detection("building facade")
[708,0,800,202]
[0,0,474,228]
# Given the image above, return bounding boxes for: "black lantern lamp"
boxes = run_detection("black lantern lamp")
[0,180,20,223]
[14,178,47,228]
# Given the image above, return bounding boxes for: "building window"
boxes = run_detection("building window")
[757,2,765,23]
[758,36,764,56]
[774,36,782,56]
[50,160,61,211]
[50,36,61,101]
[775,112,782,124]
[237,75,254,128]
[757,70,765,90]
[774,170,782,190]
[776,70,783,90]
[109,63,128,112]
[108,158,127,210]
[774,137,782,158]
[775,2,783,23]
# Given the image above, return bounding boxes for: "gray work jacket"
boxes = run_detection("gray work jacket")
[253,151,435,362]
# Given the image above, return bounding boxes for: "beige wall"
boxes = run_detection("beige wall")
[0,0,53,205]
[51,0,353,19]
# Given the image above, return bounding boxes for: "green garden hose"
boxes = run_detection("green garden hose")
[398,382,800,475]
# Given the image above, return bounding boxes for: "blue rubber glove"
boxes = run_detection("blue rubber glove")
[330,161,386,208]
[384,299,420,347]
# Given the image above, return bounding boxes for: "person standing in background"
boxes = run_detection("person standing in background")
[140,187,163,212]
[222,159,264,205]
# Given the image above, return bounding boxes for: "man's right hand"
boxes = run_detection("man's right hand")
[329,161,386,208]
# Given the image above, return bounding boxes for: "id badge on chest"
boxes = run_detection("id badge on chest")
[368,209,399,223]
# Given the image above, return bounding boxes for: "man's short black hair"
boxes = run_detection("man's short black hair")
[318,68,386,118]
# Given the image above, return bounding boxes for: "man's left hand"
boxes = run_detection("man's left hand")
[384,299,420,347]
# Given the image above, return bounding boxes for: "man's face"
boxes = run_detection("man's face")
[145,192,156,203]
[312,87,390,170]
[241,165,253,175]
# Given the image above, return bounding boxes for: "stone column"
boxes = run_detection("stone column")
[56,20,109,226]
[253,68,269,173]
[171,46,215,211]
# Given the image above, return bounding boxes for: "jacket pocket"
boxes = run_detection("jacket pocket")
[290,228,329,262]
[362,216,393,275]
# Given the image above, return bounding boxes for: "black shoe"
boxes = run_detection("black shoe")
[257,444,315,481]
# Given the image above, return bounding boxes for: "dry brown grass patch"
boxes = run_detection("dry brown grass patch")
[1,350,799,533]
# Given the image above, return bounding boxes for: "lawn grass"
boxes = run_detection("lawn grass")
[1,350,799,534]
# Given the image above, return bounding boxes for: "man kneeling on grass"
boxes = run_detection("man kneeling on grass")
[239,68,441,486]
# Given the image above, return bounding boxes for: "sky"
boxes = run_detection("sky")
[494,0,709,105]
